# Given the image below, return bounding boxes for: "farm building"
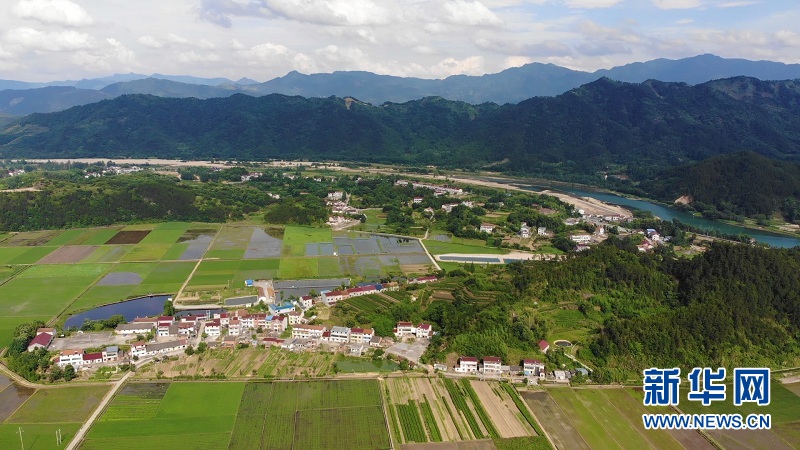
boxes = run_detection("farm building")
[27,328,54,352]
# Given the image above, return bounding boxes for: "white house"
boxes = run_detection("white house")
[322,290,347,305]
[523,359,545,377]
[329,326,351,343]
[482,356,502,374]
[394,322,416,337]
[228,319,241,336]
[570,234,591,243]
[537,227,547,236]
[519,223,531,238]
[102,346,120,362]
[349,327,374,344]
[292,325,327,340]
[58,349,84,367]
[265,315,288,333]
[415,323,432,338]
[298,295,314,309]
[327,191,344,201]
[130,341,147,358]
[456,356,479,373]
[287,311,304,326]
[205,320,222,337]
[145,339,187,355]
[115,322,154,336]
[480,223,495,233]
[538,340,550,353]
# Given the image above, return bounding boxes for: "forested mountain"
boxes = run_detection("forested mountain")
[3,77,800,171]
[0,86,112,115]
[640,152,800,220]
[3,55,800,115]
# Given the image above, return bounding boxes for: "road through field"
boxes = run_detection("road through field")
[66,371,131,450]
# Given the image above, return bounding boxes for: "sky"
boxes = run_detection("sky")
[1,0,799,82]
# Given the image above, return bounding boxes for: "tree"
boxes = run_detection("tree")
[163,299,175,316]
[185,345,195,356]
[197,342,208,353]
[63,364,76,381]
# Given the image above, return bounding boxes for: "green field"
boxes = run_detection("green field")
[230,380,389,450]
[0,384,109,450]
[282,226,332,257]
[548,388,684,450]
[83,382,244,449]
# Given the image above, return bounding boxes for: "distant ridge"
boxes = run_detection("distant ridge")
[2,54,800,115]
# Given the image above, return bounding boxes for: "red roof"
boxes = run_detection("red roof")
[133,317,156,323]
[157,316,174,322]
[327,290,348,297]
[538,340,549,350]
[28,333,53,348]
[460,356,479,363]
[417,323,431,330]
[206,320,221,327]
[483,356,502,363]
[351,327,364,334]
[83,352,103,361]
[397,321,413,327]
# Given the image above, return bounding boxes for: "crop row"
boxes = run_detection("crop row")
[442,378,484,438]
[501,382,544,435]
[419,395,443,442]
[229,383,273,450]
[460,379,500,438]
[397,401,426,443]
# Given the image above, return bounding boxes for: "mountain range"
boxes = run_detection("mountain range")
[2,54,800,116]
[3,76,799,166]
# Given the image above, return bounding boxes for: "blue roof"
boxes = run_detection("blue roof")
[245,279,254,286]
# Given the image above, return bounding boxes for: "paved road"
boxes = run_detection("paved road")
[66,371,132,450]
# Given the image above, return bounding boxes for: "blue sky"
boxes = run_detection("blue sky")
[1,0,798,82]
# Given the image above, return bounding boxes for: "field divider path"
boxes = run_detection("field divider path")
[379,378,398,449]
[174,226,223,300]
[66,370,132,450]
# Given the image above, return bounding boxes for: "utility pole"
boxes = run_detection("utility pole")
[17,427,24,450]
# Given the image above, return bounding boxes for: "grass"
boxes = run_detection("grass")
[282,226,333,257]
[676,380,800,425]
[493,436,554,450]
[501,383,545,435]
[0,247,57,264]
[419,397,443,442]
[278,257,318,279]
[397,401,427,442]
[120,245,172,261]
[548,388,683,450]
[7,386,110,423]
[80,245,132,263]
[84,382,244,448]
[442,378,483,438]
[43,229,86,246]
[230,380,387,450]
[78,228,125,246]
[0,423,81,450]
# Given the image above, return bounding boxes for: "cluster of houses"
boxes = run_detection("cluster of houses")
[326,191,360,226]
[451,355,588,382]
[395,180,464,196]
[393,322,433,339]
[318,281,400,305]
[57,346,121,368]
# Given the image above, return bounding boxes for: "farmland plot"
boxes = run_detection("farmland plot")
[469,381,533,438]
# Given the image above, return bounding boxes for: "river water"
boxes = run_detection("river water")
[490,178,800,248]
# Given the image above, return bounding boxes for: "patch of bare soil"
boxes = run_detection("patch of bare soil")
[105,230,151,244]
[470,381,531,438]
[414,378,460,441]
[674,195,693,205]
[401,440,496,450]
[37,245,97,264]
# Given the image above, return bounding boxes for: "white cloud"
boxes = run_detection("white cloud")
[264,0,392,25]
[4,27,95,52]
[564,0,624,8]
[440,0,503,26]
[12,0,94,27]
[651,0,703,9]
[775,30,800,48]
[431,55,485,77]
[476,37,572,56]
[178,51,221,63]
[138,35,163,49]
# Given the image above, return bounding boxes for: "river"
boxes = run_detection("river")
[492,178,800,248]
